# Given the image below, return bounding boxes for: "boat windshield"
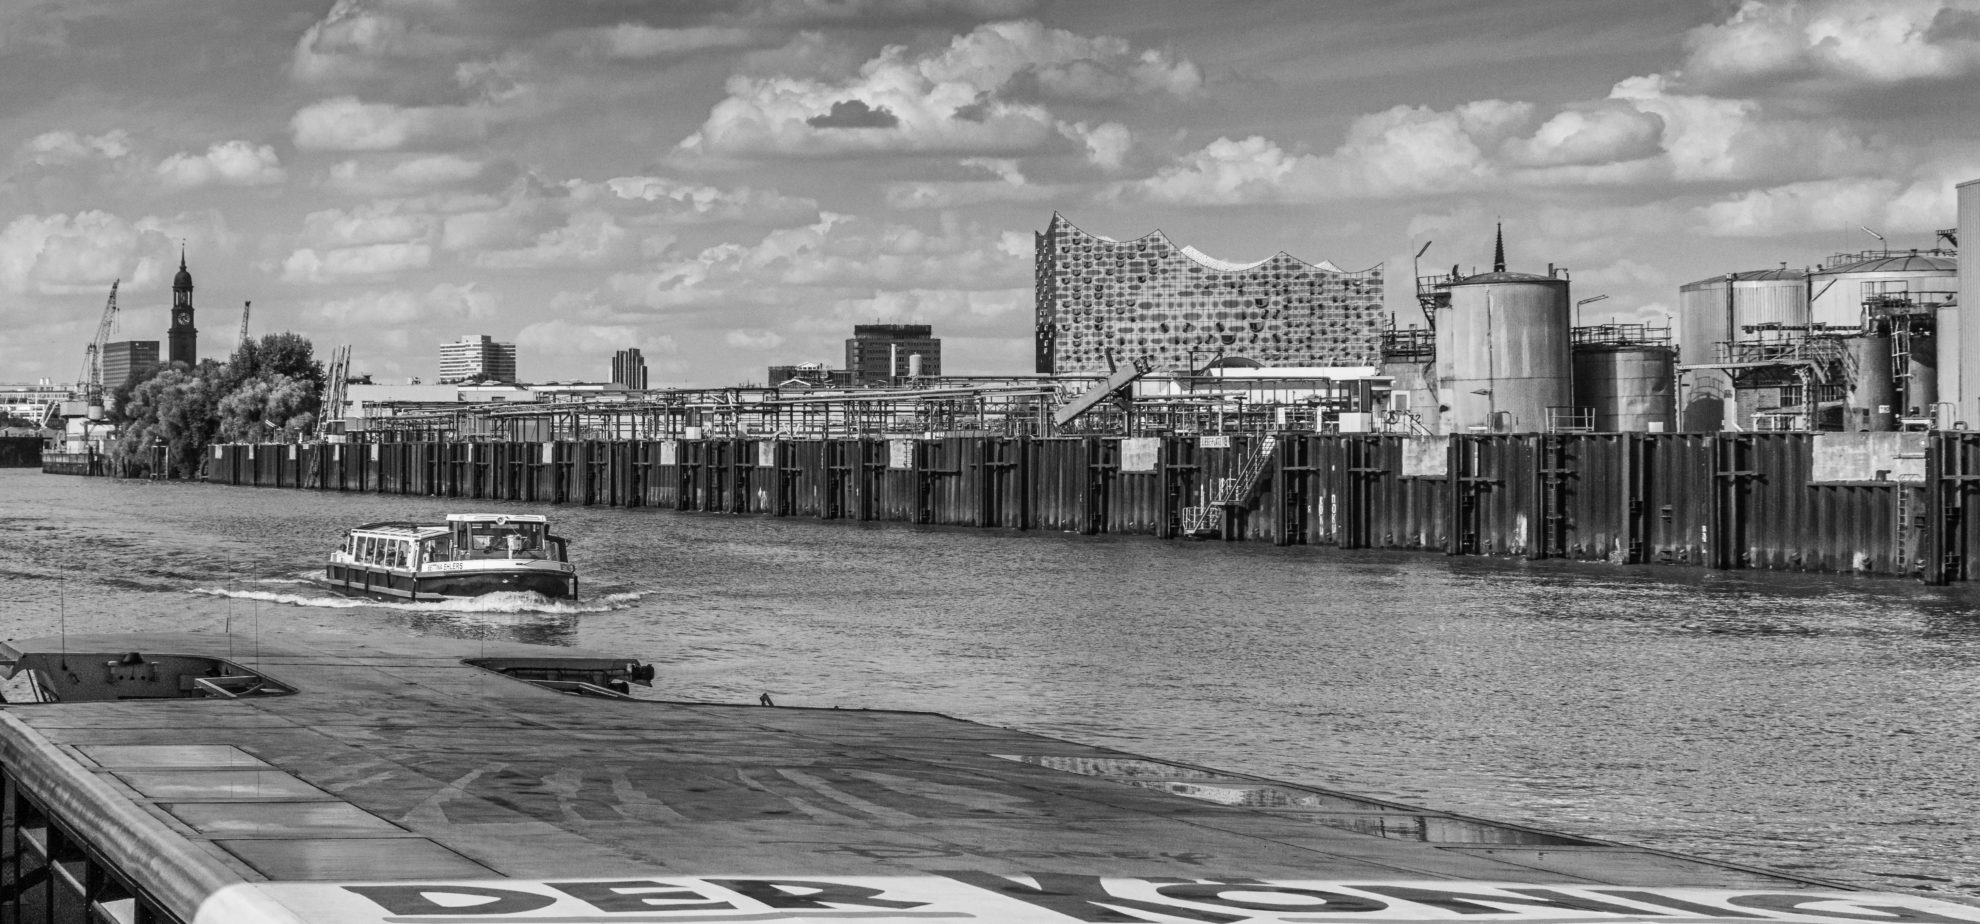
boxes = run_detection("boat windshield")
[456,520,549,559]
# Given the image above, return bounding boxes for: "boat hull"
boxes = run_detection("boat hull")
[323,563,578,602]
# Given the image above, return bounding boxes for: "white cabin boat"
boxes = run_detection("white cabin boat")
[324,513,578,601]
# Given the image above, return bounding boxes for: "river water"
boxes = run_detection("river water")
[2,469,1977,900]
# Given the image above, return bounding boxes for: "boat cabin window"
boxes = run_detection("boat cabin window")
[456,520,547,558]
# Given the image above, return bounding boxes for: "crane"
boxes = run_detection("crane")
[239,300,251,348]
[78,279,120,404]
[321,344,353,438]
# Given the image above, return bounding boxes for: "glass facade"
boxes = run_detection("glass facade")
[1034,213,1385,375]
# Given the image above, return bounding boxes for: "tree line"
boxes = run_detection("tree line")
[109,332,326,478]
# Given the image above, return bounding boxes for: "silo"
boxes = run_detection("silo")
[1846,333,1896,431]
[1572,345,1676,431]
[1444,271,1570,432]
[1677,268,1808,430]
[1810,252,1956,329]
[1963,179,1980,424]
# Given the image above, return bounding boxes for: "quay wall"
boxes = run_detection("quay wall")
[194,432,1980,583]
[1,437,44,468]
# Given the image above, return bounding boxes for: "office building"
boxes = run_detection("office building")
[438,335,517,384]
[845,325,941,383]
[1033,212,1385,375]
[611,348,649,390]
[100,341,161,395]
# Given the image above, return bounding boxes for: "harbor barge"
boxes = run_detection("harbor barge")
[4,632,1977,924]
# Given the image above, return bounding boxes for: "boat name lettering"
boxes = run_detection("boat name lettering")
[310,880,1980,924]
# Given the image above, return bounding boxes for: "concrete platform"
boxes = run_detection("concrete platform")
[3,632,1977,924]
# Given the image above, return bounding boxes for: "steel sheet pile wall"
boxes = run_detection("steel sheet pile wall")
[204,431,1977,582]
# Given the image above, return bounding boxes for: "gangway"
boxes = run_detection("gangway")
[1051,355,1152,428]
[1180,434,1278,539]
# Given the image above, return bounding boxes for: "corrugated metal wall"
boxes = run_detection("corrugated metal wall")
[205,432,1980,582]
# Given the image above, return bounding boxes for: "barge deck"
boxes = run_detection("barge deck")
[2,632,1975,924]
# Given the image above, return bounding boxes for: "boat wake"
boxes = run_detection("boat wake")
[191,583,643,615]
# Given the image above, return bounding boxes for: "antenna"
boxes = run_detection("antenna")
[1861,226,1886,254]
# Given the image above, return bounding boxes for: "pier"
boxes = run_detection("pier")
[202,429,1980,584]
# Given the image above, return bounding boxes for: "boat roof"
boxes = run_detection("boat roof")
[2,632,1975,924]
[347,521,450,538]
[445,513,548,524]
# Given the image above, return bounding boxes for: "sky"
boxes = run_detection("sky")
[3,0,1979,388]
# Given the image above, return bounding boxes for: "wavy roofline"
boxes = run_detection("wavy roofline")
[1047,212,1382,276]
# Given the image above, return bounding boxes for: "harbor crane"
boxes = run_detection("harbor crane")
[80,279,120,405]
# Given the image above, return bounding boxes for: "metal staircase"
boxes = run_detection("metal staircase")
[1180,435,1278,538]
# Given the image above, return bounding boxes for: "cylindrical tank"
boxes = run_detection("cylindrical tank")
[1676,269,1808,431]
[1907,333,1937,418]
[1960,179,1980,425]
[1810,252,1956,329]
[1572,345,1676,431]
[1445,271,1570,432]
[908,354,923,377]
[1846,333,1896,431]
[1939,301,1962,424]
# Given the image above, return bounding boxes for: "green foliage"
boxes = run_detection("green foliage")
[111,333,328,478]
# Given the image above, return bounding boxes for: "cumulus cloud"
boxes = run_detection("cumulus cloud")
[290,0,479,87]
[737,0,1039,24]
[566,23,763,59]
[724,329,786,350]
[316,283,493,327]
[806,99,900,128]
[154,141,287,190]
[298,203,435,250]
[1695,163,1977,237]
[467,210,633,269]
[281,242,433,283]
[291,96,492,152]
[325,155,490,195]
[22,130,132,166]
[1679,0,1980,94]
[677,20,1198,159]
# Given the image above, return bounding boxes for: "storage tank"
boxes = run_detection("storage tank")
[1444,270,1570,432]
[1677,268,1808,430]
[1809,251,1956,329]
[1846,333,1896,431]
[1572,345,1676,431]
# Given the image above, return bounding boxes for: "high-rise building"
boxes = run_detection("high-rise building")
[845,325,941,383]
[438,335,517,384]
[167,251,197,367]
[1033,212,1385,375]
[100,341,161,395]
[611,348,649,390]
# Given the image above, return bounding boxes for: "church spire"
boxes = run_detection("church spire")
[1492,222,1505,273]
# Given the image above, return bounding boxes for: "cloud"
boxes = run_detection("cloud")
[1678,0,1980,94]
[1500,102,1664,168]
[21,130,132,166]
[281,242,434,283]
[565,23,763,60]
[517,319,651,357]
[677,20,1198,160]
[1694,162,1978,237]
[291,96,492,152]
[317,283,498,327]
[1061,120,1132,170]
[155,141,287,190]
[737,0,1040,23]
[724,329,786,350]
[466,210,633,269]
[290,0,479,87]
[297,203,436,249]
[325,155,490,195]
[806,99,900,128]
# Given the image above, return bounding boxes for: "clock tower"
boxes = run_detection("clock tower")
[168,250,197,367]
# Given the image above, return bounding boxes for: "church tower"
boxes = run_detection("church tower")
[168,249,197,367]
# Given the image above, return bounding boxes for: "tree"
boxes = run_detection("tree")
[112,364,222,478]
[216,373,317,443]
